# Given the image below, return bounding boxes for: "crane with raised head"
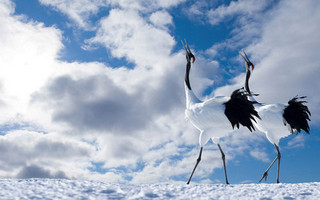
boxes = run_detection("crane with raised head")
[182,40,260,184]
[240,50,311,183]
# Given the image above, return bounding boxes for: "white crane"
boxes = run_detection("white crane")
[182,40,260,184]
[240,50,311,183]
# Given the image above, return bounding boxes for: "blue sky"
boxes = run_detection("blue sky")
[0,0,319,184]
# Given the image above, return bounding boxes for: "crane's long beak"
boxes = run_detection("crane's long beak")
[181,40,187,52]
[239,50,254,70]
[182,40,195,63]
[239,50,249,63]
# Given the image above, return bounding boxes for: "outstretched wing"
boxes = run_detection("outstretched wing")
[224,89,261,131]
[283,96,311,134]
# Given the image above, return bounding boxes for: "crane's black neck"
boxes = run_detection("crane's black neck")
[185,60,192,90]
[244,68,259,104]
[245,69,251,94]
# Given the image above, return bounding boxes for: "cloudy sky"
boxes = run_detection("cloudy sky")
[0,0,319,184]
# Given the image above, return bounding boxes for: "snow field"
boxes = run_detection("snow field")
[0,179,319,199]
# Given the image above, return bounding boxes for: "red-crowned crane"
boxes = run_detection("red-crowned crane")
[240,50,311,183]
[182,40,260,184]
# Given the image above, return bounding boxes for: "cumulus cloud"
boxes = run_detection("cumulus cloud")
[38,0,107,29]
[212,0,320,98]
[0,0,203,181]
[1,0,318,184]
[212,0,320,157]
[38,0,185,29]
[107,0,186,12]
[207,0,270,26]
[245,0,320,122]
[34,74,147,133]
[0,130,93,178]
[185,0,270,27]
[17,165,67,179]
[86,9,175,67]
[0,0,14,16]
[0,0,63,128]
[249,148,269,163]
[149,10,173,30]
[286,135,305,149]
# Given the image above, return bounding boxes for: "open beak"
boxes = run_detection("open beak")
[182,39,196,63]
[240,50,254,70]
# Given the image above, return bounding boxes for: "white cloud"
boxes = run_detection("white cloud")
[207,0,269,26]
[0,0,269,183]
[286,135,305,149]
[0,0,202,182]
[2,0,318,184]
[200,1,273,65]
[188,1,208,16]
[184,0,270,28]
[213,0,320,149]
[38,0,185,30]
[0,130,93,179]
[38,0,107,29]
[249,148,269,163]
[0,0,14,16]
[246,0,320,122]
[130,145,223,184]
[87,9,175,68]
[0,1,63,127]
[155,0,186,8]
[107,0,186,12]
[149,10,173,30]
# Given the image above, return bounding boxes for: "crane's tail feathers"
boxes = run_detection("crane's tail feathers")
[283,96,311,134]
[224,88,261,132]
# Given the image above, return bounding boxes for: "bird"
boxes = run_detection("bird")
[240,50,311,183]
[182,40,261,184]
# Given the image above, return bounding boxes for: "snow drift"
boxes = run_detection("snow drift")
[0,179,319,199]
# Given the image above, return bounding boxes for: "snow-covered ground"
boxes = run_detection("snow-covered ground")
[0,179,319,199]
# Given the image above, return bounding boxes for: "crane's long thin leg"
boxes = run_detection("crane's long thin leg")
[259,144,280,183]
[187,147,203,184]
[275,144,281,183]
[218,144,229,184]
[259,156,277,182]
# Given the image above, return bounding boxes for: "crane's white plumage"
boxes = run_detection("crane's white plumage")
[254,104,289,145]
[185,87,232,145]
[182,41,260,184]
[240,50,311,183]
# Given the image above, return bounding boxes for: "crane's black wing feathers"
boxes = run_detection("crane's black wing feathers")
[283,96,311,134]
[224,89,261,132]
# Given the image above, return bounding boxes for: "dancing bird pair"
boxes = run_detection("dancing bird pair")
[182,40,311,184]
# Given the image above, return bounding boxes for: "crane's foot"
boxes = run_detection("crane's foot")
[259,171,268,183]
